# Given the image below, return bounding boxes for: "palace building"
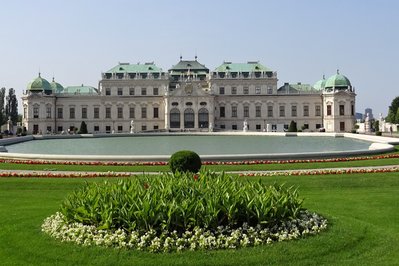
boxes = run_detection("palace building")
[21,58,356,134]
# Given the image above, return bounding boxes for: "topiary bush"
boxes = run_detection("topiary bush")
[169,150,202,173]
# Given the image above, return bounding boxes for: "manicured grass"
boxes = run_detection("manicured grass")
[1,172,399,265]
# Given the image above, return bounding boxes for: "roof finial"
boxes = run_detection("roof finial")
[195,49,197,61]
[337,69,339,74]
[180,54,182,61]
[52,77,55,82]
[38,67,41,77]
[323,74,325,79]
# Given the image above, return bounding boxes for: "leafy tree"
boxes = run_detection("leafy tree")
[78,121,88,134]
[0,87,6,125]
[396,108,399,124]
[288,121,297,132]
[387,96,399,123]
[5,88,18,124]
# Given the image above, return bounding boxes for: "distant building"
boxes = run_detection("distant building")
[364,108,374,120]
[21,59,357,134]
[355,112,363,121]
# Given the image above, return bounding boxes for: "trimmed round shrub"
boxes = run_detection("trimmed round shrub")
[169,150,201,173]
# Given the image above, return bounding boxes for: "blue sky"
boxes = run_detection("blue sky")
[1,0,398,116]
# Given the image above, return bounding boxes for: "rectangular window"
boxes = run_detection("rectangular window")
[33,107,39,118]
[232,124,237,130]
[291,106,297,117]
[57,126,63,132]
[105,107,111,119]
[315,105,321,116]
[327,105,332,116]
[105,88,111,96]
[316,124,322,129]
[267,106,273,117]
[255,87,261,94]
[339,105,345,116]
[220,124,226,129]
[153,87,159,95]
[117,88,123,96]
[303,105,309,117]
[105,126,111,132]
[340,121,345,131]
[231,87,237,95]
[141,107,147,118]
[129,88,135,95]
[243,87,249,94]
[303,124,309,129]
[279,106,285,117]
[244,106,249,117]
[153,107,159,118]
[351,105,354,116]
[117,125,123,132]
[117,107,123,119]
[24,107,27,119]
[94,107,99,119]
[141,88,147,96]
[256,124,261,131]
[255,106,261,117]
[129,107,135,118]
[154,125,159,130]
[220,106,225,118]
[69,107,75,119]
[94,126,99,132]
[46,107,51,119]
[231,106,237,117]
[142,125,147,131]
[219,87,225,95]
[82,107,87,119]
[57,108,63,119]
[267,86,273,94]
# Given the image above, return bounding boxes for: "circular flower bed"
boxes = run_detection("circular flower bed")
[42,171,327,252]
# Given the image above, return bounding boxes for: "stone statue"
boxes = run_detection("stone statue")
[243,119,248,132]
[209,122,213,132]
[7,116,13,133]
[365,113,371,133]
[130,120,135,133]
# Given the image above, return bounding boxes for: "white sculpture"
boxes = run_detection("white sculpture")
[7,116,13,133]
[209,122,213,132]
[130,120,135,133]
[365,113,371,133]
[243,119,248,132]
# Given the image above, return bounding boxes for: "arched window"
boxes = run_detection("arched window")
[184,108,195,128]
[198,108,209,128]
[170,108,180,128]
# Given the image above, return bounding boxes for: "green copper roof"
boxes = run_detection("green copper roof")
[50,78,64,92]
[278,83,319,93]
[60,85,98,95]
[214,62,272,73]
[105,63,163,74]
[169,60,209,73]
[325,71,351,88]
[27,74,52,91]
[313,76,326,90]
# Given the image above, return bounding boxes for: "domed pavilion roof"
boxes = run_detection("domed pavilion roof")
[325,70,352,89]
[27,73,52,92]
[313,75,326,91]
[50,77,64,92]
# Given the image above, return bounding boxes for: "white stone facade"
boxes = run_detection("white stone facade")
[21,60,356,134]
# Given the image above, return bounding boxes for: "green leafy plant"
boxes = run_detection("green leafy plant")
[169,150,202,173]
[60,171,303,233]
[288,121,297,132]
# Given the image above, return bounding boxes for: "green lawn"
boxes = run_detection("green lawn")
[1,172,399,265]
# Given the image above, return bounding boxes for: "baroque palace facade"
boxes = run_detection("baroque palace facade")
[22,58,356,134]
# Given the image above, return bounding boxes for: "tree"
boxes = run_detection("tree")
[5,88,18,124]
[396,108,399,124]
[78,121,88,134]
[288,121,297,132]
[386,96,399,123]
[0,87,6,125]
